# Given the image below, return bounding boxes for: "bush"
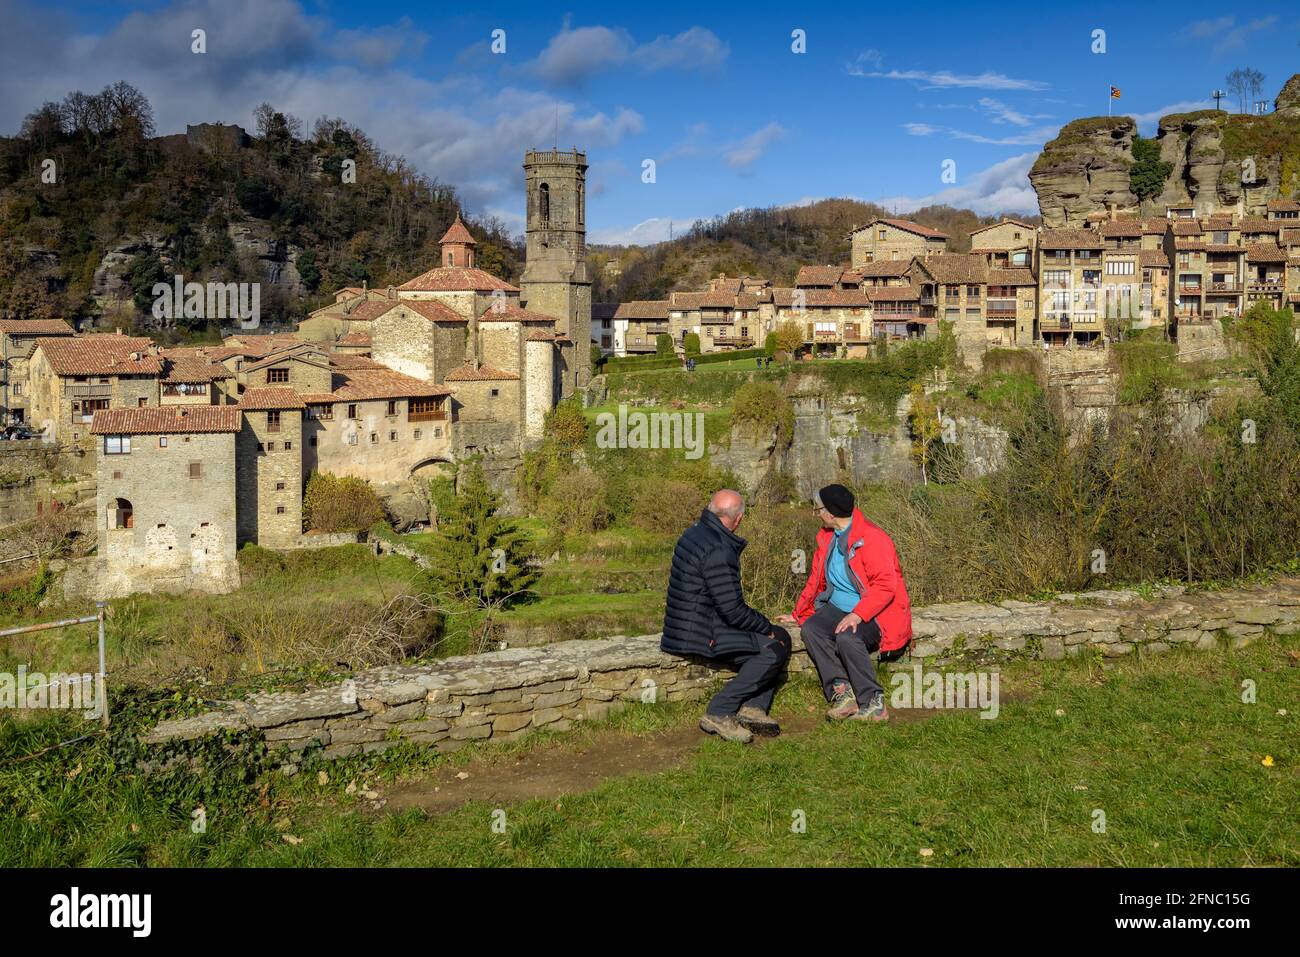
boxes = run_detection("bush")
[540,468,612,535]
[302,472,385,532]
[738,504,823,615]
[763,331,777,358]
[683,332,701,355]
[655,333,674,357]
[630,480,708,535]
[731,380,794,446]
[545,398,588,453]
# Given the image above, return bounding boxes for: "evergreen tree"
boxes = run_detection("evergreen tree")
[426,461,537,606]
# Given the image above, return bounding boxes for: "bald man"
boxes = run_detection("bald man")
[661,489,791,743]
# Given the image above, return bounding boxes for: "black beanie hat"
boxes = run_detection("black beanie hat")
[815,484,854,518]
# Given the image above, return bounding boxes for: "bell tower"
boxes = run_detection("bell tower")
[520,148,591,395]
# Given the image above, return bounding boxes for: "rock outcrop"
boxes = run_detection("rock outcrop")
[1032,74,1300,225]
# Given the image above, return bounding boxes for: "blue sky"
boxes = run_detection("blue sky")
[2,0,1298,244]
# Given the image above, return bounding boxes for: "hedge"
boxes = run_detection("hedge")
[602,347,768,374]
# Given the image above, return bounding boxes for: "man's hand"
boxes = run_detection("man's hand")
[775,613,797,624]
[834,612,863,634]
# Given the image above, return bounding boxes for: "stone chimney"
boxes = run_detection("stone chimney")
[387,285,396,300]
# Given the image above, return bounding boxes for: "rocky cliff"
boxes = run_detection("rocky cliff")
[1031,73,1300,226]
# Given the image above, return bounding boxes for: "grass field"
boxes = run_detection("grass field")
[3,629,1294,867]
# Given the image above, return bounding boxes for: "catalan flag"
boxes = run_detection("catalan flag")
[1110,86,1122,99]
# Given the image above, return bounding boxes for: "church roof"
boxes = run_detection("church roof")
[439,215,477,246]
[444,363,519,382]
[398,267,518,294]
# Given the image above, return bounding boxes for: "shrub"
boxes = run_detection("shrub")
[545,398,588,453]
[731,380,794,447]
[630,480,708,535]
[655,333,673,357]
[763,331,777,358]
[683,332,701,355]
[541,468,612,535]
[302,472,385,532]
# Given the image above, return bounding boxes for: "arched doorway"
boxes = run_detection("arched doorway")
[109,498,133,529]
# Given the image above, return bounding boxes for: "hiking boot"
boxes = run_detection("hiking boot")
[737,706,781,737]
[826,684,858,721]
[850,693,889,722]
[699,713,753,743]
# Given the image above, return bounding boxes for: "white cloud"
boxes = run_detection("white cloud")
[1181,15,1278,57]
[589,216,703,246]
[1127,99,1216,133]
[723,122,787,170]
[527,23,727,86]
[875,152,1039,217]
[850,66,1048,92]
[904,122,941,136]
[977,97,1051,127]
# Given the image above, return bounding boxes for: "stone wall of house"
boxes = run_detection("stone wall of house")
[141,577,1300,765]
[306,398,451,485]
[235,409,302,547]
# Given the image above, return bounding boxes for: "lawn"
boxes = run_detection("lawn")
[2,629,1294,867]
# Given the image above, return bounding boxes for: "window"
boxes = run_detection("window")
[112,471,121,480]
[370,432,378,444]
[413,429,422,440]
[267,368,289,384]
[434,427,443,438]
[310,436,318,447]
[189,462,201,479]
[307,404,333,420]
[347,404,358,419]
[257,442,264,452]
[1213,231,1228,244]
[490,388,500,397]
[878,229,886,240]
[389,431,397,441]
[276,506,286,514]
[387,400,398,416]
[104,435,131,455]
[267,410,281,433]
[109,498,132,529]
[284,441,292,451]
[137,397,147,407]
[347,433,357,446]
[1014,231,1021,240]
[159,436,168,448]
[267,442,276,451]
[1105,260,1135,276]
[276,481,285,491]
[11,383,19,396]
[539,182,550,220]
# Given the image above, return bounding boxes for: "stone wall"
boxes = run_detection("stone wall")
[141,577,1300,764]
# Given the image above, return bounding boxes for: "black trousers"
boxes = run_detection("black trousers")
[705,628,791,716]
[799,603,883,702]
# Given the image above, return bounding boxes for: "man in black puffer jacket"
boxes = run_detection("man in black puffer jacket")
[662,489,790,743]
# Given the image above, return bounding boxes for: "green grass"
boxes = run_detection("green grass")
[3,631,1294,866]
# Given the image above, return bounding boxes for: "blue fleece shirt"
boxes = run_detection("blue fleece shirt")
[826,525,861,613]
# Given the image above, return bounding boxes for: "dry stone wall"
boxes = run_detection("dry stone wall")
[142,578,1300,766]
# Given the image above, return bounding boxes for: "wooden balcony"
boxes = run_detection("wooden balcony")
[712,335,754,347]
[408,409,447,423]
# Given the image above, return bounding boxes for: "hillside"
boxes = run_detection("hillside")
[1030,72,1300,226]
[589,199,1040,301]
[0,83,522,336]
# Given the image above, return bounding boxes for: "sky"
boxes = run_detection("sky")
[1,0,1298,245]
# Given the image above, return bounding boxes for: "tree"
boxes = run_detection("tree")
[303,472,386,531]
[589,343,604,372]
[1227,68,1266,114]
[774,320,805,355]
[907,383,943,485]
[655,333,673,357]
[126,251,165,315]
[425,462,537,606]
[763,331,777,357]
[1130,135,1173,204]
[683,332,701,355]
[544,398,588,454]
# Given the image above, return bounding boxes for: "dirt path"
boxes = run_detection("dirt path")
[380,704,936,816]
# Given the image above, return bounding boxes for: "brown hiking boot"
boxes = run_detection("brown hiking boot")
[699,713,753,743]
[826,684,858,721]
[849,693,890,722]
[737,706,781,736]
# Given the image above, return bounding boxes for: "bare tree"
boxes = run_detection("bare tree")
[1227,68,1267,113]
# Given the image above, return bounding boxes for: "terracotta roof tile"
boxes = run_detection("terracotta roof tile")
[864,285,922,302]
[1266,199,1300,212]
[443,363,519,382]
[1139,250,1170,267]
[1240,217,1279,233]
[1039,228,1103,250]
[398,267,517,293]
[795,265,845,287]
[330,369,453,401]
[91,405,241,435]
[478,304,558,323]
[1205,244,1244,253]
[855,260,914,278]
[1246,244,1288,263]
[1172,220,1203,236]
[438,215,477,246]
[613,300,670,320]
[0,318,75,336]
[987,268,1036,286]
[336,332,372,347]
[861,217,948,240]
[35,335,161,376]
[238,387,306,410]
[910,253,989,284]
[970,217,1037,236]
[160,355,232,382]
[1101,221,1144,237]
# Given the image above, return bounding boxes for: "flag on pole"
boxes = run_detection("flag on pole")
[1110,86,1122,98]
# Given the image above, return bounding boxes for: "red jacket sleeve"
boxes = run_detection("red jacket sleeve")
[793,534,828,624]
[850,532,900,625]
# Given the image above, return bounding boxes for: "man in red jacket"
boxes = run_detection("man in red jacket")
[778,484,912,721]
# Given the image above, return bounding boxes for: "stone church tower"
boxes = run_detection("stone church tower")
[520,149,592,396]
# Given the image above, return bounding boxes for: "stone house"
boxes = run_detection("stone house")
[0,318,75,425]
[611,301,670,354]
[969,219,1037,268]
[235,387,305,549]
[851,218,948,266]
[27,334,162,451]
[1037,228,1105,346]
[89,405,242,598]
[764,288,874,357]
